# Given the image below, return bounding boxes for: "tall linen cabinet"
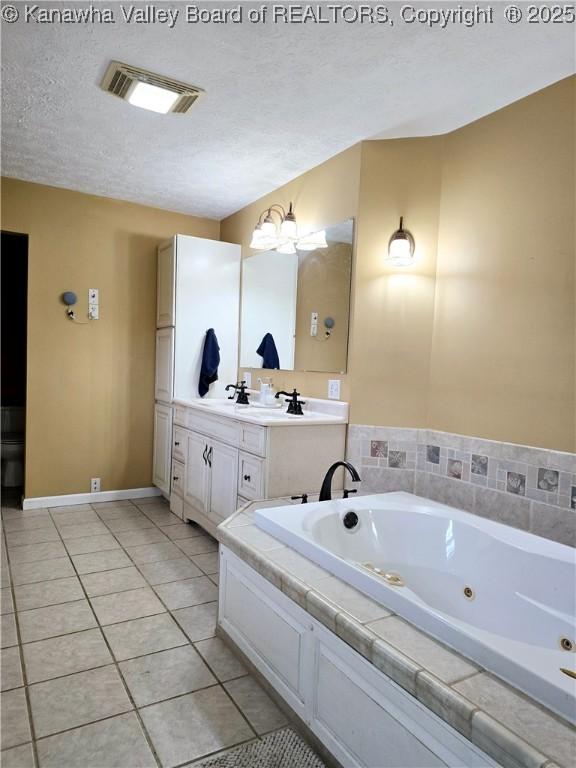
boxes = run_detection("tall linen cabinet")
[152,235,241,496]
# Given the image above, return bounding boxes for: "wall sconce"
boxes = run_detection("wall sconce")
[387,216,415,266]
[250,202,327,253]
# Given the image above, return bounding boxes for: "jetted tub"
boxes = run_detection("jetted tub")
[255,491,576,723]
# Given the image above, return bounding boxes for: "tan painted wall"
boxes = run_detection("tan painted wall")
[1,178,219,497]
[294,242,352,373]
[222,78,575,451]
[349,138,443,427]
[428,77,575,451]
[221,143,362,400]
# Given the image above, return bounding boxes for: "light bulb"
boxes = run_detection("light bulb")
[127,82,179,113]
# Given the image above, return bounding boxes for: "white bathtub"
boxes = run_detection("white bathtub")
[255,491,576,724]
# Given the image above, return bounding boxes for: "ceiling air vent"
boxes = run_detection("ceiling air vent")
[100,61,204,114]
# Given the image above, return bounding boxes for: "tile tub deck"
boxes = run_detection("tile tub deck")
[218,499,576,768]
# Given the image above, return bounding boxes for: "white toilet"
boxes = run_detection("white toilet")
[1,406,25,488]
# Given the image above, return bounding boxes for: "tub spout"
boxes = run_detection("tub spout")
[319,461,361,502]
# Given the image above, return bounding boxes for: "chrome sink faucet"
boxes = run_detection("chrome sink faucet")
[319,461,361,502]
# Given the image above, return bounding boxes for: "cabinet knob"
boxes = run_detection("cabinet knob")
[243,474,251,482]
[174,441,180,447]
[173,476,179,481]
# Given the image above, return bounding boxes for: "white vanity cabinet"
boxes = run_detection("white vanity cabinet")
[169,403,347,537]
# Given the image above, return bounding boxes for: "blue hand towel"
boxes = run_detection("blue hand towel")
[199,328,220,397]
[256,333,280,369]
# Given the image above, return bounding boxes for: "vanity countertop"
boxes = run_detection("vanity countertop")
[218,499,576,768]
[172,396,349,427]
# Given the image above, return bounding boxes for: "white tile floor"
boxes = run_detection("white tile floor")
[0,495,288,767]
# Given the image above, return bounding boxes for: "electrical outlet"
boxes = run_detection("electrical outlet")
[90,477,101,493]
[243,371,252,389]
[328,379,341,400]
[88,304,99,320]
[310,323,318,337]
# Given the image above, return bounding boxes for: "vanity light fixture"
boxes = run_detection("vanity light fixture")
[249,203,328,253]
[387,217,415,266]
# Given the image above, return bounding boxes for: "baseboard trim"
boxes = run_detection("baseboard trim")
[22,487,162,510]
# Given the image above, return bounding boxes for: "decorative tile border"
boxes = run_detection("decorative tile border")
[347,426,576,547]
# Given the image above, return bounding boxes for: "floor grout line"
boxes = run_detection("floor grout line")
[114,520,261,749]
[1,496,274,766]
[1,520,41,767]
[44,505,164,768]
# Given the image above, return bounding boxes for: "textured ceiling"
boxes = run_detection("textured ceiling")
[2,2,574,219]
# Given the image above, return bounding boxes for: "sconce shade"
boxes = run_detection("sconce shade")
[279,202,298,240]
[250,226,271,250]
[250,210,280,250]
[279,218,298,240]
[297,229,327,251]
[260,219,277,238]
[387,217,415,266]
[277,239,297,255]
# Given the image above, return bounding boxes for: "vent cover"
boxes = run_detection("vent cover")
[100,61,203,114]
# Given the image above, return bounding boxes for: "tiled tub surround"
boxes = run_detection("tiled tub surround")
[218,503,576,768]
[255,492,575,723]
[346,426,576,547]
[0,496,290,768]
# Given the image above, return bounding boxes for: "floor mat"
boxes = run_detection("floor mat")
[196,728,327,768]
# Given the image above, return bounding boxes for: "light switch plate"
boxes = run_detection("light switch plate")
[88,288,99,304]
[328,379,341,400]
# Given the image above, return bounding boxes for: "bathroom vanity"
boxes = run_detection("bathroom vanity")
[168,398,348,538]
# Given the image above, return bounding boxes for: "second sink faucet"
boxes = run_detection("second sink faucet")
[319,461,361,502]
[275,389,306,416]
[225,381,250,405]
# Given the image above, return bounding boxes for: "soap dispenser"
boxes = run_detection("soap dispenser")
[258,376,276,407]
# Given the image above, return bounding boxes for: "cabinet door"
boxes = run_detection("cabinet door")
[184,430,210,516]
[152,404,172,495]
[173,236,240,401]
[155,327,174,403]
[208,439,238,525]
[219,550,312,719]
[157,240,176,327]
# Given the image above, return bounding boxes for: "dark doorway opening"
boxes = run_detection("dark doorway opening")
[1,231,28,503]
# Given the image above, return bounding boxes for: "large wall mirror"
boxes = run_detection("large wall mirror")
[240,218,354,374]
